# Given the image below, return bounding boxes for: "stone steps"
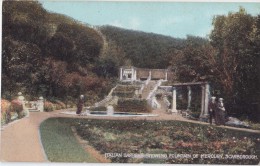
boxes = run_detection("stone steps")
[141,81,156,99]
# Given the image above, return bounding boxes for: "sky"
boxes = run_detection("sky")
[40,1,260,38]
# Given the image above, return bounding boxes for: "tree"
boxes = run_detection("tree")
[210,7,258,117]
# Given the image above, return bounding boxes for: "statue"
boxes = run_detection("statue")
[208,96,216,125]
[215,98,226,126]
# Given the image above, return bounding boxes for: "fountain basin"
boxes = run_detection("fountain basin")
[60,111,158,117]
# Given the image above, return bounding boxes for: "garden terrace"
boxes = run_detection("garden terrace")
[112,85,141,98]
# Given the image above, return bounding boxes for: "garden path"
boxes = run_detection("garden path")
[1,108,259,162]
[0,111,61,162]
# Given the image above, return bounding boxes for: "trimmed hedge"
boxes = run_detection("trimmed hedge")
[90,106,107,112]
[113,85,140,98]
[115,98,151,113]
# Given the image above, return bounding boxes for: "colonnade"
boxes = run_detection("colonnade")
[171,82,210,118]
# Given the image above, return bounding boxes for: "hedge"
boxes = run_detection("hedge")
[115,98,151,113]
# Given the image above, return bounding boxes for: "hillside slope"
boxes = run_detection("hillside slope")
[99,25,186,69]
[2,1,110,103]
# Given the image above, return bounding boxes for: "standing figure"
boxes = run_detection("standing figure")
[76,95,84,115]
[208,96,216,125]
[215,98,226,125]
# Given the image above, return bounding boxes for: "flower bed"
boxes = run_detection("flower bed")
[75,119,260,164]
[1,99,11,124]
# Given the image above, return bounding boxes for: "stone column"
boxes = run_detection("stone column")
[131,67,134,81]
[172,87,177,113]
[38,96,44,112]
[149,70,152,80]
[200,85,205,117]
[187,86,191,111]
[134,69,137,80]
[165,71,168,81]
[120,67,123,81]
[204,83,210,116]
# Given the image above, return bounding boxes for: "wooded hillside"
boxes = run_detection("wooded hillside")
[2,1,109,104]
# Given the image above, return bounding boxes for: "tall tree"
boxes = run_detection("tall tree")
[210,7,258,116]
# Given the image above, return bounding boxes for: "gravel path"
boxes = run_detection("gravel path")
[1,108,259,162]
[0,111,58,162]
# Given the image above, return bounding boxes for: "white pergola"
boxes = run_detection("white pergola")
[171,82,210,119]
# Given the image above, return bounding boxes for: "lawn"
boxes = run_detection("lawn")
[39,118,97,163]
[40,117,260,164]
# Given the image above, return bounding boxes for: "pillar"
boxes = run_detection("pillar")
[131,67,134,81]
[165,71,168,81]
[172,87,177,113]
[120,67,123,81]
[149,70,152,80]
[38,96,44,112]
[134,69,137,80]
[204,83,210,116]
[187,86,191,111]
[200,85,205,117]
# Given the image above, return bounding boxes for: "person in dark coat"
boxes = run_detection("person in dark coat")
[76,95,84,115]
[208,96,216,125]
[215,98,226,125]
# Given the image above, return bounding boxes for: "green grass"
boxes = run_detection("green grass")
[39,118,97,163]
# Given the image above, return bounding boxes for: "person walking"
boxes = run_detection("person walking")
[208,96,216,125]
[76,95,84,115]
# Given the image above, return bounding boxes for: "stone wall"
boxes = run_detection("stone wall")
[150,69,167,80]
[137,69,150,79]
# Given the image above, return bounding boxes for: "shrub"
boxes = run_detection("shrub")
[11,99,24,118]
[44,101,54,112]
[1,99,11,124]
[90,106,107,112]
[113,85,140,98]
[55,100,66,109]
[115,99,151,113]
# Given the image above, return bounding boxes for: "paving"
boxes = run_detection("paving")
[1,108,259,162]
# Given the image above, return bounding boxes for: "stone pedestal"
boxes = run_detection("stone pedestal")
[107,105,114,116]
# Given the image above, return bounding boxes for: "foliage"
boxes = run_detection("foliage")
[90,106,107,112]
[169,8,259,120]
[74,119,260,164]
[209,8,259,118]
[10,99,24,118]
[44,101,54,112]
[115,99,151,113]
[1,1,109,104]
[1,99,11,124]
[100,26,186,69]
[40,118,98,162]
[112,85,140,98]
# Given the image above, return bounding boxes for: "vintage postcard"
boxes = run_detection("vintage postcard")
[1,0,260,165]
